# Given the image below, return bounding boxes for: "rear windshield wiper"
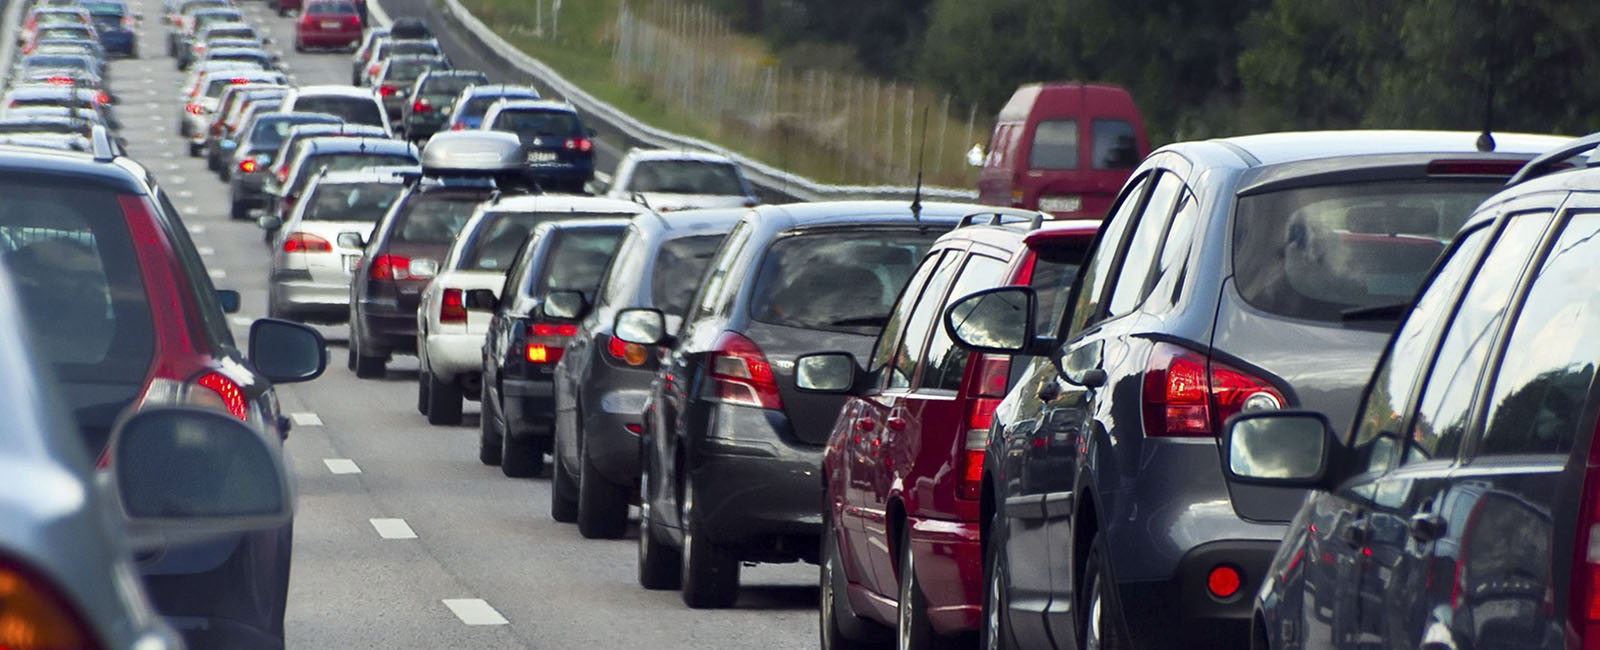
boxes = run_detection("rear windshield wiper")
[1340,302,1411,321]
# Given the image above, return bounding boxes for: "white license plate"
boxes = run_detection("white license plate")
[321,20,340,28]
[526,151,557,163]
[1038,195,1082,213]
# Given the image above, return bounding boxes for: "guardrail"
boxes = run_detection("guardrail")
[429,0,978,203]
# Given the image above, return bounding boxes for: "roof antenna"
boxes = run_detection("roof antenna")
[911,106,929,222]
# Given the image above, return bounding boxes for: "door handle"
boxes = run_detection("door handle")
[1409,513,1446,542]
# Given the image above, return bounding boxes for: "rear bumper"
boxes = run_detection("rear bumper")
[502,376,554,438]
[423,331,483,379]
[275,276,352,317]
[685,403,823,562]
[581,387,649,484]
[907,516,983,634]
[298,30,359,47]
[1114,540,1279,649]
[356,300,417,352]
[99,31,135,54]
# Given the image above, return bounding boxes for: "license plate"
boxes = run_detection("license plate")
[321,20,340,28]
[1039,195,1083,213]
[344,255,360,272]
[526,151,557,163]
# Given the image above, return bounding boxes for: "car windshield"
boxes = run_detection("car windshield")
[394,195,478,244]
[750,230,939,335]
[651,234,724,316]
[304,182,402,223]
[295,96,384,127]
[1232,179,1504,322]
[538,230,626,292]
[492,109,579,137]
[628,160,745,195]
[459,212,628,272]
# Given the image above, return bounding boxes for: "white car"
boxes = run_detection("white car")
[180,70,283,154]
[415,195,653,424]
[264,168,412,322]
[603,148,757,212]
[279,84,393,133]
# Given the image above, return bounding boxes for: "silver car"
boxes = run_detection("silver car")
[264,168,414,322]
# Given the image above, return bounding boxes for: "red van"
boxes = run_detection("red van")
[975,82,1149,219]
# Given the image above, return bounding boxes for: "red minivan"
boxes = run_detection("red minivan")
[811,215,1099,648]
[975,83,1149,219]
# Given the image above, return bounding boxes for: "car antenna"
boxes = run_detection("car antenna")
[911,106,929,222]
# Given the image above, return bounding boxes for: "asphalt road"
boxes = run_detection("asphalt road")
[101,2,821,648]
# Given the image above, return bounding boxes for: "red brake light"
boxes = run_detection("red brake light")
[708,331,781,410]
[526,343,561,364]
[1141,342,1284,438]
[239,159,257,173]
[45,74,71,85]
[1207,565,1242,599]
[563,137,592,152]
[0,555,104,650]
[955,395,998,500]
[379,85,398,97]
[451,122,465,131]
[185,103,203,115]
[531,323,578,337]
[229,77,247,85]
[368,64,380,76]
[283,232,331,253]
[94,92,109,105]
[195,372,248,420]
[440,288,467,324]
[369,254,411,280]
[524,322,574,364]
[606,334,647,367]
[1426,159,1533,177]
[412,99,429,112]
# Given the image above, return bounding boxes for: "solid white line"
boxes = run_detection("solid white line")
[323,458,361,474]
[290,412,324,426]
[442,599,507,625]
[370,518,418,539]
[368,0,392,27]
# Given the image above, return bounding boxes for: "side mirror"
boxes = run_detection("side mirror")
[111,407,292,550]
[966,143,986,168]
[794,352,860,393]
[464,288,498,311]
[614,308,666,346]
[1222,410,1334,488]
[943,286,1036,354]
[257,214,282,231]
[216,289,240,314]
[336,232,366,249]
[543,289,586,320]
[248,318,327,383]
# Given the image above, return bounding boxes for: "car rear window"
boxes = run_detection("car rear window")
[205,27,255,41]
[462,93,534,120]
[250,117,334,148]
[1030,119,1078,170]
[628,160,745,196]
[25,54,91,70]
[304,182,402,223]
[750,230,939,335]
[38,27,90,39]
[394,194,478,244]
[492,109,579,137]
[650,235,723,317]
[307,152,417,175]
[294,96,384,126]
[1232,180,1503,323]
[307,2,354,14]
[387,59,444,83]
[388,41,440,56]
[422,76,483,100]
[1027,238,1091,336]
[459,212,625,272]
[537,229,625,293]
[1091,119,1139,170]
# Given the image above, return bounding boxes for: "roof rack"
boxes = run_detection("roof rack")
[1505,132,1600,187]
[957,210,1045,230]
[90,123,115,162]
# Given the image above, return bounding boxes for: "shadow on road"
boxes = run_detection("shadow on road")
[736,584,819,611]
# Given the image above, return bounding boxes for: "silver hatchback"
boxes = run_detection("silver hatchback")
[265,168,412,322]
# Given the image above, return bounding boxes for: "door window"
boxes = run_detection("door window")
[886,252,962,390]
[868,251,944,388]
[1405,211,1553,464]
[1064,173,1149,337]
[1107,171,1183,315]
[1477,211,1600,457]
[691,221,749,322]
[920,255,1009,391]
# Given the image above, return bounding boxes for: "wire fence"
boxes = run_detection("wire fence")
[608,0,990,187]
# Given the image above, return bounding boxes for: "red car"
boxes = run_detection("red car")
[294,0,361,51]
[813,216,1099,647]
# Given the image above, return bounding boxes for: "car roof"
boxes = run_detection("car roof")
[625,149,737,165]
[0,144,144,192]
[259,111,342,124]
[291,84,380,99]
[422,69,487,79]
[464,84,539,96]
[1467,160,1600,228]
[530,217,634,238]
[301,136,415,154]
[487,194,653,215]
[752,200,1034,231]
[315,168,417,185]
[634,207,747,236]
[1022,219,1104,245]
[1200,130,1572,167]
[487,99,574,114]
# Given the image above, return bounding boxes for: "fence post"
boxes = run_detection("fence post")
[904,86,913,179]
[964,104,977,160]
[936,93,950,180]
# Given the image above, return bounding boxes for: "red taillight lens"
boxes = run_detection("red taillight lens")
[239,159,258,173]
[956,395,999,500]
[563,137,592,152]
[194,371,248,420]
[369,254,416,280]
[94,92,109,105]
[283,232,331,253]
[1141,343,1283,438]
[526,343,562,364]
[0,556,103,650]
[1426,159,1531,177]
[524,322,575,364]
[606,334,647,367]
[708,331,781,410]
[1207,565,1242,599]
[531,323,578,337]
[451,122,465,131]
[412,99,429,112]
[185,103,203,115]
[368,64,380,76]
[379,85,398,97]
[440,288,467,324]
[45,74,71,85]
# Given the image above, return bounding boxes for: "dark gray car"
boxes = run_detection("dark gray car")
[228,112,343,219]
[947,130,1570,650]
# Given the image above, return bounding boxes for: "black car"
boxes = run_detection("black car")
[481,100,594,193]
[348,131,527,378]
[619,201,964,608]
[1231,134,1600,650]
[939,130,1570,650]
[400,69,488,142]
[543,209,742,532]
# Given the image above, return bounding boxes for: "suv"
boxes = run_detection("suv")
[622,201,972,608]
[1235,136,1600,650]
[804,214,1097,648]
[228,112,343,219]
[348,131,528,377]
[416,195,647,425]
[482,100,595,193]
[940,130,1570,650]
[0,130,327,650]
[603,149,758,212]
[400,69,489,142]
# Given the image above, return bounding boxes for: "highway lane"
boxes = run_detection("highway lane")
[102,2,821,648]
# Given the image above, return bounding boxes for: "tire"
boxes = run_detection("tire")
[231,199,248,220]
[497,385,544,477]
[345,343,355,371]
[425,370,462,425]
[1081,533,1129,650]
[680,473,739,609]
[478,383,502,466]
[637,456,680,590]
[822,512,890,650]
[352,333,386,378]
[187,142,202,157]
[550,432,579,523]
[981,512,1018,650]
[896,531,960,650]
[577,443,628,539]
[277,6,288,16]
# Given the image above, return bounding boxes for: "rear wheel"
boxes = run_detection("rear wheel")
[981,512,1017,650]
[352,333,386,378]
[549,432,579,522]
[425,370,463,425]
[637,457,681,590]
[822,512,890,650]
[897,532,959,650]
[577,441,629,539]
[416,371,430,415]
[498,386,543,477]
[477,383,502,466]
[680,474,739,609]
[1081,533,1128,650]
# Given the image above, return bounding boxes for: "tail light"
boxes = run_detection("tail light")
[563,137,592,152]
[412,99,429,113]
[239,158,257,173]
[94,92,109,105]
[955,354,1009,499]
[440,288,466,324]
[185,102,203,115]
[369,254,409,280]
[276,165,289,182]
[0,555,104,650]
[283,232,331,253]
[379,85,398,97]
[707,331,781,410]
[1568,417,1600,649]
[46,74,72,85]
[1141,342,1284,438]
[525,322,576,365]
[368,64,380,77]
[1207,565,1243,599]
[606,334,647,366]
[451,122,465,131]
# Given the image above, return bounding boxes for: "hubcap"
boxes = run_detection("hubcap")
[638,465,652,561]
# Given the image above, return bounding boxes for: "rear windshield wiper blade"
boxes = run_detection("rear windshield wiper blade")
[1341,302,1411,321]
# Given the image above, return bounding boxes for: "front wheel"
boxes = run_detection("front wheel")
[1081,533,1129,650]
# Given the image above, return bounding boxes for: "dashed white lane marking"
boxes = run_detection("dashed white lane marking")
[169,175,186,184]
[442,599,507,625]
[198,246,215,256]
[177,189,193,198]
[184,205,200,215]
[228,316,252,326]
[323,458,361,474]
[370,518,418,539]
[164,163,181,171]
[156,138,169,145]
[208,269,226,279]
[188,224,205,234]
[290,412,323,426]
